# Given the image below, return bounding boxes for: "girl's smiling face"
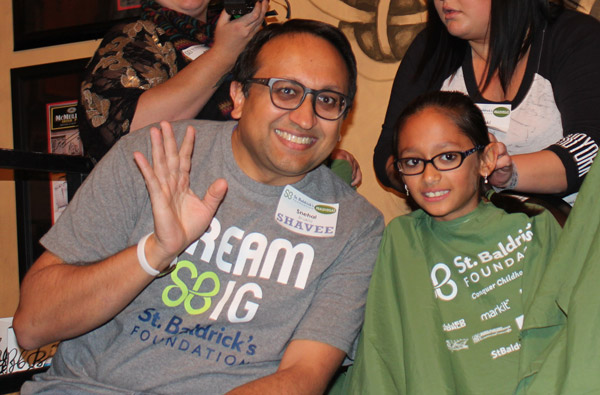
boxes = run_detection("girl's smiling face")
[397,107,489,222]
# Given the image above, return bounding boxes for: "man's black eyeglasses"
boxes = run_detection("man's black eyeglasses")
[395,146,485,175]
[245,78,349,121]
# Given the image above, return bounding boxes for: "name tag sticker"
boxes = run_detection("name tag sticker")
[477,103,512,135]
[182,45,209,61]
[275,185,339,238]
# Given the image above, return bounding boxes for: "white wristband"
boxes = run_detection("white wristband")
[137,233,178,277]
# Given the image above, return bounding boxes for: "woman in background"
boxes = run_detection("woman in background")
[373,0,600,206]
[79,0,269,162]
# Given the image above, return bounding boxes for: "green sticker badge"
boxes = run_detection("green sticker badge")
[314,205,337,215]
[493,107,511,117]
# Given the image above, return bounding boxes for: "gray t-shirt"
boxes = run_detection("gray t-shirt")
[22,120,383,394]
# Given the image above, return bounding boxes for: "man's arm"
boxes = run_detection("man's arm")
[13,122,227,350]
[14,247,157,350]
[227,339,345,394]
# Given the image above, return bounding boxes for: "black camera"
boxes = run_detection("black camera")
[224,0,258,16]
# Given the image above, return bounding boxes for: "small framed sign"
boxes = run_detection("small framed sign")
[10,59,90,279]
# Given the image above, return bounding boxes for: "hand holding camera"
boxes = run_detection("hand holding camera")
[224,0,277,17]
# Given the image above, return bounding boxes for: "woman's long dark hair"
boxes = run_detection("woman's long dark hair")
[418,0,576,92]
[393,91,543,217]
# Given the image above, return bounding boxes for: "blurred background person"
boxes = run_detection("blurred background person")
[78,0,269,162]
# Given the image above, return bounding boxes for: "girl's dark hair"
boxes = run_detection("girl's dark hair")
[393,91,543,217]
[418,0,577,92]
[392,91,489,159]
[231,19,357,114]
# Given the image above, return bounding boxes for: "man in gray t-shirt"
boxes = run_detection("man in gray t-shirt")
[14,19,383,394]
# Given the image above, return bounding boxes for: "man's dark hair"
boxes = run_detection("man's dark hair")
[393,91,490,160]
[231,19,358,113]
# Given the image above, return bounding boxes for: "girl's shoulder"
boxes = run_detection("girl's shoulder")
[386,201,558,234]
[387,208,428,228]
[381,209,429,246]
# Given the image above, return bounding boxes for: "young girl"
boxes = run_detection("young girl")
[343,91,562,394]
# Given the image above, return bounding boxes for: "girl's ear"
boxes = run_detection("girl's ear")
[479,143,499,178]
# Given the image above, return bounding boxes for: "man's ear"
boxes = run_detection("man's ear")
[230,81,245,120]
[479,143,499,178]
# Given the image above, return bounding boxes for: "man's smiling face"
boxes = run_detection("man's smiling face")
[230,32,349,186]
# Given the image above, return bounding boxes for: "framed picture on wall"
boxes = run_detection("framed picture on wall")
[46,100,84,224]
[13,0,142,50]
[10,58,93,281]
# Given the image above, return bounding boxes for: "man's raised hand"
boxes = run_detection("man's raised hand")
[133,121,227,273]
